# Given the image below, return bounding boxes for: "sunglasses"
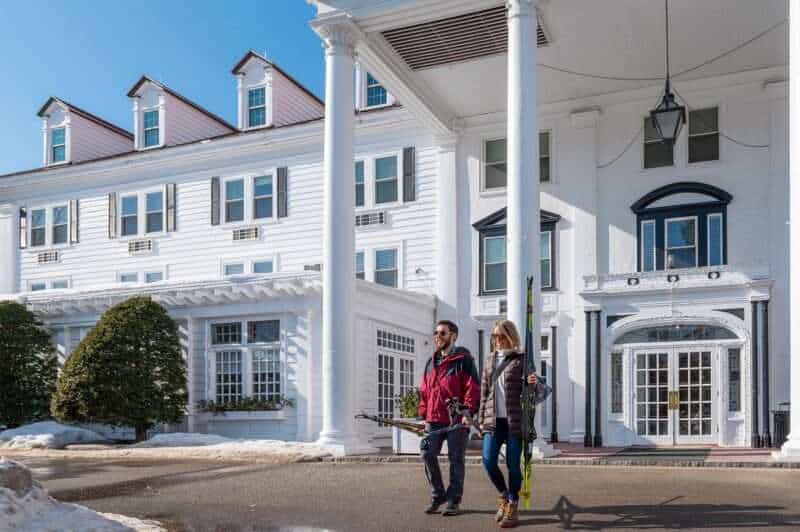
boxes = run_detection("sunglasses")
[433,330,451,337]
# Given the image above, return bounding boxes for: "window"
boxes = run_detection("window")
[224,263,245,276]
[210,319,283,405]
[728,347,741,412]
[539,131,551,183]
[541,230,553,289]
[641,220,656,272]
[31,209,46,247]
[51,279,69,289]
[355,251,365,280]
[665,217,697,269]
[375,156,398,204]
[253,260,273,274]
[688,107,719,163]
[399,359,415,397]
[30,282,46,292]
[51,128,66,163]
[51,206,68,244]
[355,161,365,207]
[120,273,138,283]
[225,179,245,223]
[540,335,550,353]
[144,271,163,283]
[146,191,163,233]
[614,325,737,345]
[375,249,398,287]
[540,360,548,425]
[376,330,415,354]
[484,139,507,190]
[121,195,138,236]
[143,110,159,147]
[633,183,731,272]
[708,214,723,267]
[644,117,674,169]
[377,353,395,419]
[366,73,387,107]
[253,176,273,219]
[611,352,623,414]
[248,87,266,128]
[483,236,506,293]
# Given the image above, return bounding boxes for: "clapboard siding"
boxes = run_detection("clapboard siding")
[70,113,133,163]
[164,93,233,147]
[271,70,324,127]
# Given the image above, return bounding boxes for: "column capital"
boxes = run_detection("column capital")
[506,0,538,19]
[312,15,360,57]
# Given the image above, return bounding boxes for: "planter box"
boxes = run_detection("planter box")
[392,418,449,455]
[201,410,287,422]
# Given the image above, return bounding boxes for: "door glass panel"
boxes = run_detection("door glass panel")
[636,352,669,436]
[678,351,713,436]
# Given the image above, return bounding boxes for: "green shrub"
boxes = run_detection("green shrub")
[197,396,294,415]
[51,296,187,441]
[0,302,58,428]
[396,387,421,418]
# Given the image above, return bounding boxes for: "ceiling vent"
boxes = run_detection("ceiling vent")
[382,5,549,71]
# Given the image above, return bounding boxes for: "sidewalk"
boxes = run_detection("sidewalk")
[329,441,796,469]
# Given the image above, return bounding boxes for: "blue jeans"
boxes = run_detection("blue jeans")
[482,418,523,502]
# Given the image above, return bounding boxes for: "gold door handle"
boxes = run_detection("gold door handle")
[667,391,679,410]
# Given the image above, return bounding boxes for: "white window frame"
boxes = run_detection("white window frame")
[118,272,139,283]
[27,202,73,250]
[144,270,165,284]
[481,133,553,193]
[364,72,388,108]
[142,109,161,149]
[643,116,675,170]
[540,230,553,289]
[206,317,285,407]
[355,160,366,208]
[252,257,275,275]
[252,174,275,221]
[374,247,400,288]
[539,130,552,184]
[247,86,267,129]
[50,127,67,164]
[640,220,657,272]
[482,235,507,295]
[352,151,404,210]
[118,188,166,239]
[355,250,366,280]
[221,172,279,226]
[223,262,246,277]
[28,279,71,292]
[29,281,47,292]
[664,215,699,269]
[374,154,400,206]
[375,325,417,420]
[50,278,70,290]
[688,106,720,165]
[707,213,724,267]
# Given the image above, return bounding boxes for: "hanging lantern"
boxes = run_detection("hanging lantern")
[649,0,686,144]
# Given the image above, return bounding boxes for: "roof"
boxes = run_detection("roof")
[126,76,237,132]
[37,97,134,140]
[231,50,324,107]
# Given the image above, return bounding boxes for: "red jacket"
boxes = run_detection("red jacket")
[418,347,481,425]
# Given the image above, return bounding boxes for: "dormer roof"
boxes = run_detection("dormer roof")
[231,50,324,107]
[126,75,237,132]
[37,96,133,140]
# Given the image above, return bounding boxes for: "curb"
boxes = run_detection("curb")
[322,455,800,469]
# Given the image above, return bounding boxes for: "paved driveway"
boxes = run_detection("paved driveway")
[13,456,800,531]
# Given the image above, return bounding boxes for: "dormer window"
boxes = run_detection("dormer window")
[248,88,266,128]
[51,128,66,163]
[143,110,160,148]
[366,73,387,107]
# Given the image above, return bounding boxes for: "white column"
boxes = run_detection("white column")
[777,0,800,460]
[316,22,366,455]
[0,204,19,295]
[435,135,459,322]
[506,0,558,457]
[132,98,140,150]
[236,75,245,129]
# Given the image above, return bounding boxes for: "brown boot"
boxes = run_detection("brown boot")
[495,495,508,522]
[499,500,518,528]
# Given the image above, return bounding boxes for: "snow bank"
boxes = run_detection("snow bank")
[0,458,164,532]
[0,422,107,450]
[134,432,332,459]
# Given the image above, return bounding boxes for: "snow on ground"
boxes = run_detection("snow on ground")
[134,433,333,460]
[0,422,107,450]
[0,458,164,532]
[133,433,231,447]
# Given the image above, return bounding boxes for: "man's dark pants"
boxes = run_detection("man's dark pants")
[420,422,469,503]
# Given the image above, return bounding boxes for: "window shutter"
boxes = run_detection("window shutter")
[166,183,177,232]
[402,147,416,202]
[69,199,79,243]
[18,207,27,249]
[107,192,117,239]
[277,167,288,218]
[210,177,220,226]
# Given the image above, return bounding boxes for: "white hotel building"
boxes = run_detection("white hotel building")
[1,0,798,457]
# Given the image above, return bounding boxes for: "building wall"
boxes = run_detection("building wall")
[70,114,132,163]
[163,92,233,147]
[271,69,324,127]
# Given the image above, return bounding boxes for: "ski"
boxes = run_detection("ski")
[520,275,537,510]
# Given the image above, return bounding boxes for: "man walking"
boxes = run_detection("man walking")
[418,320,480,516]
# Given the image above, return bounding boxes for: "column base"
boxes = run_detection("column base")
[531,439,561,459]
[593,435,603,448]
[772,437,800,461]
[316,433,377,457]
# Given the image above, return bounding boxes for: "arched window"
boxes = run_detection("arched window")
[614,324,738,345]
[630,182,732,272]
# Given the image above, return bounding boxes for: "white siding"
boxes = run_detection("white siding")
[271,69,324,127]
[70,113,133,163]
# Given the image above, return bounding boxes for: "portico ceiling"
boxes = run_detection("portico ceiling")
[314,0,788,122]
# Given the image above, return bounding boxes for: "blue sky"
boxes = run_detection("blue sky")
[0,0,324,174]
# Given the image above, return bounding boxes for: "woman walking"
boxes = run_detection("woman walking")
[478,319,537,528]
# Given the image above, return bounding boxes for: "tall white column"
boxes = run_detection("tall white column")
[777,0,800,460]
[0,204,19,295]
[316,22,363,454]
[506,0,558,457]
[435,135,459,322]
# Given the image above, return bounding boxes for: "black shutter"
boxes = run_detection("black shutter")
[210,177,220,226]
[108,192,117,239]
[69,199,79,243]
[166,183,177,232]
[277,167,288,218]
[18,207,27,249]
[402,147,416,202]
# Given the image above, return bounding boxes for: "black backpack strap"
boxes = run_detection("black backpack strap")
[489,355,515,385]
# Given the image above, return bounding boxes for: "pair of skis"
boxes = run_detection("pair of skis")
[520,276,537,510]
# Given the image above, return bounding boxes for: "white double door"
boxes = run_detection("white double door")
[633,346,718,445]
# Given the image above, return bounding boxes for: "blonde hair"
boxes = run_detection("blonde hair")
[491,319,522,352]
